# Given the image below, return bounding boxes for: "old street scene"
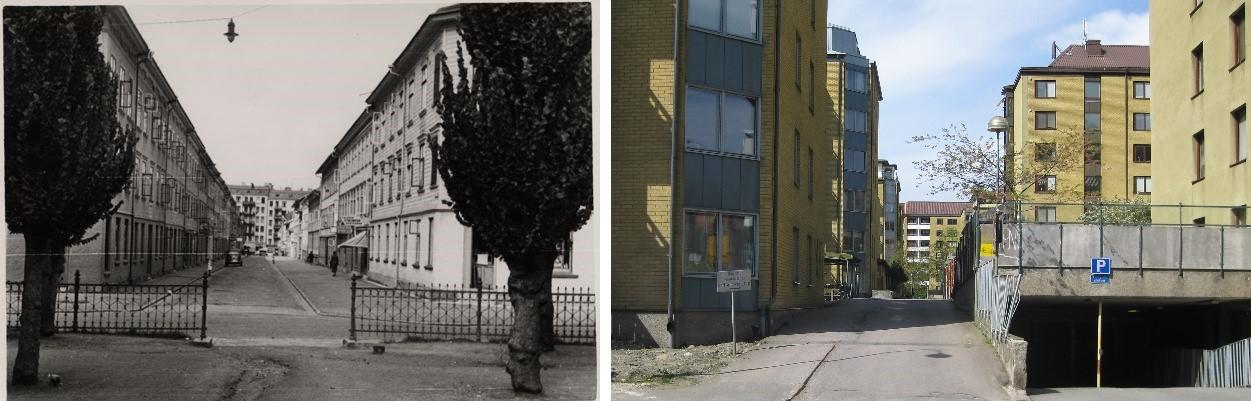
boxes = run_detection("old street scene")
[611,1,1249,400]
[5,3,595,400]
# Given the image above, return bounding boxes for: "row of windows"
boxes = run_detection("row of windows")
[1193,105,1248,182]
[1190,5,1245,95]
[1031,111,1151,131]
[1030,174,1154,195]
[1032,80,1151,100]
[906,217,959,225]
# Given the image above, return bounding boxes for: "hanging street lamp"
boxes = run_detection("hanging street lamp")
[224,19,238,43]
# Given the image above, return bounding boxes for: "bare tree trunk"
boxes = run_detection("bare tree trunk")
[539,267,556,351]
[12,234,52,385]
[504,250,557,393]
[40,243,66,337]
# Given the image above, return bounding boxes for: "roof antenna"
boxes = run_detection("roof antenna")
[1082,18,1088,43]
[1052,41,1059,59]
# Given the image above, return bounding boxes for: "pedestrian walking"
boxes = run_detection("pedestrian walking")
[330,252,339,277]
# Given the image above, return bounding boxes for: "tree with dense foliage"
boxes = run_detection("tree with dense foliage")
[1079,197,1152,225]
[4,6,135,385]
[433,2,591,393]
[910,124,1084,203]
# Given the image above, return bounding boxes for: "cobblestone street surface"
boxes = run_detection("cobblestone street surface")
[7,256,596,400]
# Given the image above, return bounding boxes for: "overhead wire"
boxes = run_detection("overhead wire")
[135,5,269,26]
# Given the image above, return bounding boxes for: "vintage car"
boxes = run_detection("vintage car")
[224,249,243,267]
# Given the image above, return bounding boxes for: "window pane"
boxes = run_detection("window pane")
[685,88,719,151]
[722,94,757,155]
[1237,108,1248,161]
[1085,80,1100,99]
[725,0,759,39]
[722,215,755,272]
[1085,112,1101,130]
[689,0,720,31]
[684,213,717,273]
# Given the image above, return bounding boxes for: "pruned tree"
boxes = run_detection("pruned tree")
[4,6,136,385]
[433,2,591,394]
[1079,197,1152,225]
[911,124,1084,203]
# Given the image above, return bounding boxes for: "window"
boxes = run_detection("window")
[1086,143,1102,165]
[845,149,866,173]
[920,229,930,236]
[807,147,814,200]
[554,235,573,273]
[948,218,957,225]
[1134,113,1151,131]
[1035,143,1056,161]
[845,110,868,132]
[685,87,758,156]
[1035,207,1057,223]
[808,61,815,111]
[1036,175,1057,193]
[1193,44,1205,94]
[1194,131,1206,180]
[920,240,930,247]
[1235,105,1247,163]
[1133,81,1151,99]
[1134,176,1152,194]
[689,0,759,39]
[1034,80,1056,98]
[907,229,918,236]
[1194,217,1207,227]
[1234,6,1246,67]
[1233,207,1247,226]
[1134,144,1151,163]
[848,69,867,93]
[794,33,802,89]
[426,217,434,268]
[793,130,800,187]
[1036,111,1057,129]
[684,211,756,274]
[1084,175,1102,195]
[792,227,800,285]
[1085,112,1101,130]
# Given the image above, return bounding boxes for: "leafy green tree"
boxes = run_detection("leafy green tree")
[433,3,591,393]
[910,124,1084,203]
[1079,197,1152,225]
[5,6,136,385]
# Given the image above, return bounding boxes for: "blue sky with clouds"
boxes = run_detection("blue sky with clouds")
[827,0,1150,202]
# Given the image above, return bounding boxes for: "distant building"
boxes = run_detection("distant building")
[1001,39,1151,222]
[829,25,884,296]
[902,201,969,267]
[228,183,311,254]
[1149,0,1247,224]
[6,7,239,284]
[877,161,902,261]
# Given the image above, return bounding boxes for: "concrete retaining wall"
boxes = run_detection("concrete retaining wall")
[1002,224,1251,271]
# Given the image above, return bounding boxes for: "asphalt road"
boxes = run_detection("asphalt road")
[615,299,1008,401]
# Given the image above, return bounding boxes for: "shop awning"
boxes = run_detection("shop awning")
[338,231,369,248]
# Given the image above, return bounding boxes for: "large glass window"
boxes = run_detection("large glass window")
[1035,111,1056,129]
[689,0,759,40]
[1133,81,1151,99]
[1085,112,1101,130]
[1134,113,1151,131]
[1035,80,1056,98]
[684,211,756,274]
[685,87,757,156]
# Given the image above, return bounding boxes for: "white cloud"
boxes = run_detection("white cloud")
[1041,9,1149,50]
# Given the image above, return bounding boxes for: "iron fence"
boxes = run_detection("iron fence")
[6,270,208,338]
[350,277,595,344]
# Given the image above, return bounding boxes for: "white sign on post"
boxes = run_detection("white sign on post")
[716,269,751,354]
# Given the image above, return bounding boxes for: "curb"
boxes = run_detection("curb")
[783,341,838,400]
[269,259,323,316]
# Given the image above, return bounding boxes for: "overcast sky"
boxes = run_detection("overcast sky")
[828,0,1150,202]
[127,1,449,191]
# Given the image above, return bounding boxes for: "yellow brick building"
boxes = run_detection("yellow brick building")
[1002,40,1152,222]
[612,0,834,347]
[1149,0,1248,224]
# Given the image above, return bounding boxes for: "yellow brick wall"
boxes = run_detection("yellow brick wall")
[610,0,677,311]
[825,57,846,285]
[1150,0,1249,224]
[866,66,883,289]
[769,0,831,309]
[1011,72,1151,222]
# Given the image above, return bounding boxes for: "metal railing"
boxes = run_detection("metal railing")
[7,270,208,338]
[349,277,595,344]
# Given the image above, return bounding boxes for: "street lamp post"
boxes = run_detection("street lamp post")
[987,116,1009,202]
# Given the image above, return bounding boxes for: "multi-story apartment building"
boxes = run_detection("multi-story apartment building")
[903,201,969,263]
[1150,0,1247,224]
[228,183,310,253]
[828,25,883,297]
[612,0,833,347]
[314,153,342,265]
[318,5,596,290]
[1002,39,1151,222]
[877,160,902,261]
[6,6,240,284]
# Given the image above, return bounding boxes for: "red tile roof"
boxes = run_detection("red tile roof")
[904,201,971,217]
[1048,43,1149,69]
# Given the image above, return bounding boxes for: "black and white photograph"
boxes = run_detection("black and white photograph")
[4,1,598,399]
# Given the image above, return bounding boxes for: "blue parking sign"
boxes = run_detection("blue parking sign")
[1091,258,1111,275]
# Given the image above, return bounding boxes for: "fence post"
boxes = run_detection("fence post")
[476,282,483,343]
[350,275,357,341]
[200,271,208,340]
[72,270,80,333]
[1178,203,1184,277]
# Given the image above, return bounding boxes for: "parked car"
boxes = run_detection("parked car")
[225,250,243,267]
[258,248,268,256]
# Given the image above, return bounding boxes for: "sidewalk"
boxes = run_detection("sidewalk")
[269,256,373,317]
[7,333,597,401]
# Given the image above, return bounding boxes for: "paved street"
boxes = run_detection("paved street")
[9,255,595,400]
[614,299,1007,401]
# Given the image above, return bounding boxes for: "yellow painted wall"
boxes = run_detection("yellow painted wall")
[610,0,677,311]
[825,57,846,286]
[1150,0,1249,224]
